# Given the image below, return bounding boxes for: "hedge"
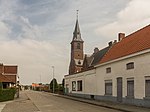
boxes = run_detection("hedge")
[0,88,16,102]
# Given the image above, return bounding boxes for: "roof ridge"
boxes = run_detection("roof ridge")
[99,24,150,64]
[124,24,150,39]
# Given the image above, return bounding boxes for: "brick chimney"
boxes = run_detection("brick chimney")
[118,33,125,42]
[94,47,99,54]
[108,41,113,46]
[113,40,117,44]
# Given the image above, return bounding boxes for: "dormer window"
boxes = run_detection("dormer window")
[77,43,80,49]
[126,62,134,70]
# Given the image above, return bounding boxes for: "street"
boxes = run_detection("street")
[2,91,122,112]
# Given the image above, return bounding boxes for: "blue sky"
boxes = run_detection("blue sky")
[0,0,150,85]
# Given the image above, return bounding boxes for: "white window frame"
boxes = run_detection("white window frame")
[105,80,112,95]
[72,81,76,91]
[127,78,134,98]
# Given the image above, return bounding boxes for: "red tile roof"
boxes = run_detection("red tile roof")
[4,75,16,83]
[0,74,12,82]
[100,24,150,64]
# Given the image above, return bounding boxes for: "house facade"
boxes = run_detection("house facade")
[0,63,18,88]
[65,17,150,107]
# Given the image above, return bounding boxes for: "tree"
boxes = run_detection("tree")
[50,78,58,92]
[62,78,65,88]
[62,78,65,93]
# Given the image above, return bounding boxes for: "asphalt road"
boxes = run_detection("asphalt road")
[2,91,123,112]
[27,91,121,112]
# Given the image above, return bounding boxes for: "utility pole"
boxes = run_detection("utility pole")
[40,75,41,83]
[52,66,55,94]
[39,75,41,91]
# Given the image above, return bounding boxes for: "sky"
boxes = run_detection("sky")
[0,0,150,85]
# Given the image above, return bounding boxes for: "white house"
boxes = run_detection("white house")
[65,24,150,107]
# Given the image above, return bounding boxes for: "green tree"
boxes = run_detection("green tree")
[62,78,64,88]
[50,78,58,92]
[62,78,65,93]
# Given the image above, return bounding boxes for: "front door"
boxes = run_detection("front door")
[65,84,69,94]
[117,77,122,102]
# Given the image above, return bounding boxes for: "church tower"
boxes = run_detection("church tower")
[69,11,84,75]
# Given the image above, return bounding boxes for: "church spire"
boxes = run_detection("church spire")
[76,10,79,20]
[69,10,84,74]
[72,10,83,42]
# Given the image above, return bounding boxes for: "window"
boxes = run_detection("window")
[77,80,82,91]
[145,80,150,97]
[106,67,111,73]
[72,81,76,91]
[127,80,134,98]
[78,60,81,65]
[105,80,112,95]
[126,62,134,70]
[77,43,80,49]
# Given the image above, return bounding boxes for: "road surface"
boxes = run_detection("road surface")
[2,91,122,112]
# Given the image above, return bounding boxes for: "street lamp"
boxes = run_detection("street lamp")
[52,66,55,93]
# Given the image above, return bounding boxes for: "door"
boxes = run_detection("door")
[65,84,69,94]
[117,77,122,102]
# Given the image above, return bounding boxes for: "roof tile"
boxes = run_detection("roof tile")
[100,24,150,63]
[0,74,12,82]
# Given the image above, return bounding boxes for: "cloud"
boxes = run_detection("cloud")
[95,0,150,40]
[18,16,43,40]
[0,0,137,85]
[0,39,69,84]
[0,0,70,84]
[0,21,11,40]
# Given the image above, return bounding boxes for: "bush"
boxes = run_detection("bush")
[0,88,16,102]
[50,78,58,92]
[57,85,64,94]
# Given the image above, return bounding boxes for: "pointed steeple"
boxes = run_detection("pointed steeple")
[72,10,83,42]
[69,10,84,75]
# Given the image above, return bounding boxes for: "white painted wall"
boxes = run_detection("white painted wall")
[65,51,150,99]
[96,51,150,99]
[65,69,96,95]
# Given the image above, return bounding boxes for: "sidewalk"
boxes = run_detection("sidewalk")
[54,94,150,112]
[1,91,39,112]
[0,104,5,112]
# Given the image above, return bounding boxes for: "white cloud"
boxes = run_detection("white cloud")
[0,21,11,40]
[0,0,141,85]
[96,0,150,40]
[0,39,68,84]
[18,16,43,39]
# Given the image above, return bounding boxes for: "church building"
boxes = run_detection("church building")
[69,12,110,74]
